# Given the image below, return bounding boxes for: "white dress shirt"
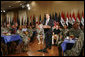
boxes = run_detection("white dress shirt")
[22,28,27,32]
[45,18,50,25]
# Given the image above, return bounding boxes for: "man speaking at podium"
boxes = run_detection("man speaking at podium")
[38,14,54,53]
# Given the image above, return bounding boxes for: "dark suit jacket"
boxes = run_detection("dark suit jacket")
[42,19,54,34]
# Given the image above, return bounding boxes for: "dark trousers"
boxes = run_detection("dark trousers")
[44,31,52,50]
[30,31,37,42]
[58,43,63,56]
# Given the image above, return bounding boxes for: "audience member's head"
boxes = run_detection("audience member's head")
[56,22,59,26]
[80,25,84,31]
[7,23,11,28]
[15,23,18,27]
[12,24,15,29]
[22,25,26,28]
[19,26,22,30]
[64,25,67,29]
[73,22,79,29]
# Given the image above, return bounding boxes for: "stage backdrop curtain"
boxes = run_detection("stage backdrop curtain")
[18,10,27,26]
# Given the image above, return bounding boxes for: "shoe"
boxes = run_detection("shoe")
[38,42,41,44]
[42,42,44,44]
[48,47,51,49]
[43,50,48,53]
[38,49,43,52]
[38,49,48,53]
[55,44,58,46]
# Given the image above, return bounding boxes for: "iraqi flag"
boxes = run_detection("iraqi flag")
[60,12,65,27]
[81,11,84,26]
[39,15,41,23]
[30,16,32,26]
[17,17,20,26]
[22,17,23,25]
[54,12,58,22]
[27,17,29,26]
[72,12,76,25]
[76,11,81,23]
[68,13,73,29]
[68,13,72,24]
[66,12,69,26]
[33,15,36,27]
[58,12,61,24]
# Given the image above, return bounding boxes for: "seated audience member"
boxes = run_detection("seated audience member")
[17,26,22,34]
[22,25,28,32]
[64,22,84,56]
[17,26,30,51]
[28,27,33,37]
[4,23,12,33]
[14,23,19,30]
[60,25,69,40]
[36,22,45,44]
[80,25,84,32]
[1,25,6,34]
[11,24,17,34]
[52,21,61,45]
[68,22,83,39]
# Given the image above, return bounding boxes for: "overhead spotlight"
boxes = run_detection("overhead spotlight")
[1,10,2,12]
[28,7,30,10]
[17,1,21,2]
[3,10,5,12]
[27,4,30,7]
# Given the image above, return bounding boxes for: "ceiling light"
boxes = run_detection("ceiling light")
[3,10,5,12]
[28,7,30,10]
[17,1,21,2]
[27,4,29,7]
[1,10,2,12]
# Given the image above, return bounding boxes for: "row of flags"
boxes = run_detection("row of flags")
[1,11,84,28]
[60,11,84,28]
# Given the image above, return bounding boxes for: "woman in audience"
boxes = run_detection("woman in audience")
[52,21,61,45]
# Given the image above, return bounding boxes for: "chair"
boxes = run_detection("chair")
[10,41,17,54]
[1,42,8,56]
[16,42,24,53]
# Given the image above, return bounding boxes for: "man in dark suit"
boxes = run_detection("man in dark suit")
[38,14,54,53]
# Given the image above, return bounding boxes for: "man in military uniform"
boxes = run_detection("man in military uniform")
[1,25,5,35]
[68,22,83,38]
[17,26,31,52]
[60,25,69,41]
[1,24,12,35]
[36,23,45,44]
[64,22,84,56]
[6,23,12,33]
